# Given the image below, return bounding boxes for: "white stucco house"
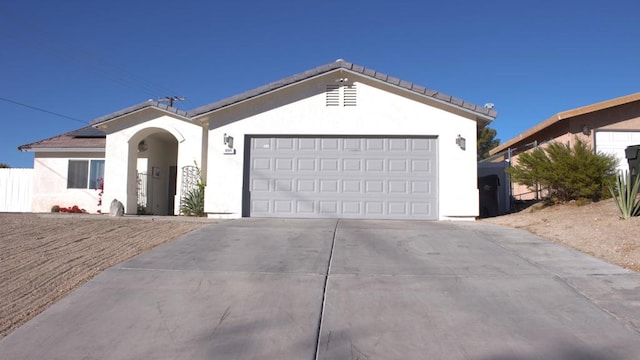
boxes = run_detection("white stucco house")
[19,60,497,220]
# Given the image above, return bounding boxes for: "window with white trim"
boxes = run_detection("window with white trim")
[67,159,105,189]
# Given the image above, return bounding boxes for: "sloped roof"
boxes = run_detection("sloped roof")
[490,92,640,155]
[188,59,498,121]
[20,60,498,152]
[19,126,105,152]
[90,100,189,126]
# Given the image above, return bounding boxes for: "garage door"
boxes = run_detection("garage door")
[246,136,438,219]
[595,131,640,171]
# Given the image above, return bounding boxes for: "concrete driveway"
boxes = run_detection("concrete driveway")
[1,219,640,359]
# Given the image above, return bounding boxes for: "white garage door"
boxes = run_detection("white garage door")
[595,131,640,171]
[246,136,438,220]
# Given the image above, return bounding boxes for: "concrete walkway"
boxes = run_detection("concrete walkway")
[1,219,639,359]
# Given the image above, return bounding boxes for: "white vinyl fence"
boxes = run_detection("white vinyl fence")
[0,168,33,212]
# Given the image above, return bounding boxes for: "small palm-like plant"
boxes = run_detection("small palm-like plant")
[180,161,206,217]
[608,171,640,219]
[180,186,205,216]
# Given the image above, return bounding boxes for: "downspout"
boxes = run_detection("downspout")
[533,140,539,200]
[507,147,513,212]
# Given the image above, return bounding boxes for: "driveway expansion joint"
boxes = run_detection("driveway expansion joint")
[314,219,339,360]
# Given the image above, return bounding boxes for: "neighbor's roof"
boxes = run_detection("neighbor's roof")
[490,92,640,155]
[18,126,106,152]
[188,59,498,121]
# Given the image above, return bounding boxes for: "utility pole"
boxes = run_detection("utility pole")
[158,96,186,107]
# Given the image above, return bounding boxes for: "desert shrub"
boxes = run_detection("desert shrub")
[507,137,618,202]
[180,186,205,216]
[180,162,206,217]
[608,171,640,219]
[51,205,60,213]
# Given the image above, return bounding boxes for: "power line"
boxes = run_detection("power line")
[0,7,199,107]
[0,96,88,124]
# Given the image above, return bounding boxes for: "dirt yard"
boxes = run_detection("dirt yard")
[482,198,640,272]
[0,213,214,339]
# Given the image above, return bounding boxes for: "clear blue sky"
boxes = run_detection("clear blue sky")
[2,0,639,168]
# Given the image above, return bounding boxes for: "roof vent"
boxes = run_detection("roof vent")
[326,85,340,106]
[343,85,357,107]
[326,84,357,107]
[484,103,495,109]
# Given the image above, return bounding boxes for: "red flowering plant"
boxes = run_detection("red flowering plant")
[59,205,85,213]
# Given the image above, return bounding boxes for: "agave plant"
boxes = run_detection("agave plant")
[608,171,640,219]
[180,186,205,217]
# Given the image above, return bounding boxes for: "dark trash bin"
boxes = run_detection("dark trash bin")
[625,144,640,188]
[478,174,500,218]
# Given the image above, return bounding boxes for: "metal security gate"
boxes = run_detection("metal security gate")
[246,136,438,220]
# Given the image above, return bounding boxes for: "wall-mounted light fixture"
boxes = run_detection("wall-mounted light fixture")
[223,133,235,155]
[456,135,466,151]
[335,77,349,83]
[137,140,148,152]
[582,125,591,136]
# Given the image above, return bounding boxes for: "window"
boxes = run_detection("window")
[67,160,105,189]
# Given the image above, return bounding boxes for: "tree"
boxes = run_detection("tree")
[0,163,10,168]
[477,126,500,161]
[507,137,618,202]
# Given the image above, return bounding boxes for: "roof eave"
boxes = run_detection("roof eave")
[19,147,105,153]
[190,62,497,122]
[190,69,342,120]
[490,113,561,155]
[353,70,496,123]
[490,92,640,156]
[91,101,192,129]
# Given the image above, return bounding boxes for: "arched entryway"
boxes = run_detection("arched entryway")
[130,129,179,215]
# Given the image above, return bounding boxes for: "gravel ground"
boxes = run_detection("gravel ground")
[0,213,215,339]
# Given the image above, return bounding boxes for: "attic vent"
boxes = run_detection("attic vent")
[325,84,357,107]
[343,84,357,106]
[326,85,340,106]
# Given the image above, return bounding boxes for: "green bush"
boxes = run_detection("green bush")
[507,137,618,202]
[608,171,640,219]
[180,162,206,217]
[180,186,205,217]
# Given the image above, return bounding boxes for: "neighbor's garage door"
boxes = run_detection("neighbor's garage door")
[595,131,640,171]
[247,137,438,220]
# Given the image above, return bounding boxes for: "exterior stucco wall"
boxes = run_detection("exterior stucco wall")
[101,111,204,214]
[202,74,480,220]
[32,152,105,213]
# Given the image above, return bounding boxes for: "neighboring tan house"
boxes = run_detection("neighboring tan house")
[19,59,497,220]
[487,92,640,200]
